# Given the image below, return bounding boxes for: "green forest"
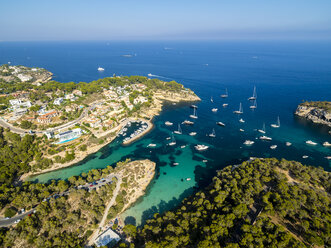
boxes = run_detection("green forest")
[127,158,330,248]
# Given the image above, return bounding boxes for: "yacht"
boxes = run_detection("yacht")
[202,159,208,162]
[221,88,228,98]
[222,103,228,107]
[258,123,266,134]
[270,145,277,149]
[243,140,254,145]
[166,137,171,140]
[180,145,186,149]
[165,121,173,126]
[189,132,197,136]
[209,128,216,138]
[190,108,198,119]
[239,129,245,132]
[271,116,280,128]
[195,144,209,151]
[233,102,243,114]
[325,156,331,160]
[302,155,309,159]
[182,120,194,125]
[216,121,225,127]
[147,143,156,147]
[174,124,182,134]
[250,100,257,109]
[148,73,153,77]
[212,108,218,112]
[306,140,317,145]
[173,162,179,166]
[248,86,257,100]
[323,141,331,147]
[286,142,292,146]
[259,136,272,141]
[186,178,191,181]
[239,118,245,123]
[97,67,105,71]
[168,134,176,146]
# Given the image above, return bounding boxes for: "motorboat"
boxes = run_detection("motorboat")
[259,136,272,141]
[216,122,225,127]
[182,120,194,125]
[148,73,153,77]
[97,67,105,71]
[165,121,173,126]
[239,129,244,132]
[323,141,331,147]
[286,142,292,146]
[270,145,277,149]
[222,103,228,107]
[195,144,209,151]
[147,144,156,147]
[212,108,218,112]
[180,145,186,149]
[189,132,197,136]
[243,140,254,145]
[173,162,179,166]
[239,118,245,123]
[306,140,317,145]
[302,155,309,159]
[186,178,191,181]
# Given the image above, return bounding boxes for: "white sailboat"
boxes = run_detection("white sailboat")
[271,116,280,128]
[233,102,243,114]
[221,88,228,98]
[248,86,257,100]
[209,128,216,138]
[190,108,198,119]
[169,133,176,146]
[174,124,182,134]
[165,121,173,126]
[250,99,257,109]
[258,123,266,134]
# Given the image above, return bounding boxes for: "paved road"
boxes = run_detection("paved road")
[0,210,34,227]
[0,118,30,134]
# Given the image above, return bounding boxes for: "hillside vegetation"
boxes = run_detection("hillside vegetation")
[130,158,330,248]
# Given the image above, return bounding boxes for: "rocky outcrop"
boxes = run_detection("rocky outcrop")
[295,102,331,129]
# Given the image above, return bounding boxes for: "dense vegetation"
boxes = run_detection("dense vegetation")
[129,158,330,248]
[300,101,331,112]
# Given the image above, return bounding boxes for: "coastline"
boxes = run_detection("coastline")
[21,93,200,181]
[295,103,331,130]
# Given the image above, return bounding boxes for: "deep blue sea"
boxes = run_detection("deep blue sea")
[1,41,330,225]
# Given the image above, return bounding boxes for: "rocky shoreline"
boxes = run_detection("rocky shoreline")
[295,102,331,132]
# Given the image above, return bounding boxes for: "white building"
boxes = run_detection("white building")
[133,96,148,105]
[9,99,31,110]
[55,128,82,143]
[17,74,32,82]
[94,228,121,247]
[54,97,64,105]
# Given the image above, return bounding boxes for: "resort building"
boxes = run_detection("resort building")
[54,97,64,105]
[55,128,82,143]
[94,228,121,247]
[9,99,32,110]
[37,110,58,124]
[17,74,32,82]
[84,117,102,128]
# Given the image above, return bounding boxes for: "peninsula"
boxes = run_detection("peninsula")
[0,64,200,176]
[295,101,331,130]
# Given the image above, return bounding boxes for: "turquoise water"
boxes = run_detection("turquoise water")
[1,41,330,225]
[56,137,79,144]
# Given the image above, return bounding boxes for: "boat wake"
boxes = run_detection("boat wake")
[147,73,170,79]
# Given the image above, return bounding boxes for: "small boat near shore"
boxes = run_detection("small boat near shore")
[306,140,317,146]
[244,140,254,145]
[259,136,272,141]
[147,143,156,147]
[182,120,194,125]
[189,132,197,136]
[323,141,331,147]
[195,144,209,151]
[302,155,309,159]
[216,121,225,127]
[165,121,173,126]
[147,73,153,77]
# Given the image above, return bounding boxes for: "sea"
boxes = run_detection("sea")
[1,40,330,226]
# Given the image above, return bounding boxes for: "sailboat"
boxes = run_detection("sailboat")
[271,116,280,128]
[174,124,182,134]
[211,96,214,103]
[168,133,176,146]
[233,102,243,114]
[190,108,198,119]
[209,128,216,138]
[250,100,257,109]
[258,123,266,134]
[248,86,257,100]
[221,88,228,98]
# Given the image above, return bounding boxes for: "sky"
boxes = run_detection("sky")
[0,0,331,41]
